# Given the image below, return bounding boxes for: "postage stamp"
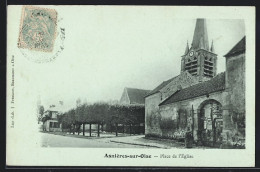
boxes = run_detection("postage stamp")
[18,6,58,52]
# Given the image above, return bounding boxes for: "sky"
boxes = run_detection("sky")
[31,7,245,111]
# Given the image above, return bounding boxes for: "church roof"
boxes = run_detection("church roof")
[191,18,209,51]
[159,72,225,106]
[125,87,151,104]
[224,36,246,58]
[145,75,179,97]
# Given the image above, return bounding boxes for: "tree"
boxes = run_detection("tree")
[77,103,88,136]
[37,105,44,123]
[42,115,50,123]
[66,109,76,134]
[76,98,81,107]
[92,103,109,137]
[107,104,121,136]
[57,102,145,137]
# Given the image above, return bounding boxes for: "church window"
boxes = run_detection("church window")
[185,56,198,76]
[204,59,214,77]
[203,54,214,77]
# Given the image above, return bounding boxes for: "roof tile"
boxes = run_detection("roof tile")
[224,36,245,57]
[126,88,151,104]
[145,75,179,97]
[159,72,225,106]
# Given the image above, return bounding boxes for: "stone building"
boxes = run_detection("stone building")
[181,19,217,82]
[145,18,246,148]
[120,87,151,105]
[119,87,151,134]
[42,105,63,132]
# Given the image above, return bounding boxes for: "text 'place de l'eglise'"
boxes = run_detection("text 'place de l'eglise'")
[40,18,246,149]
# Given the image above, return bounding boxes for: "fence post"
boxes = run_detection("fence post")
[89,123,92,137]
[115,123,118,136]
[98,123,100,137]
[130,124,132,136]
[83,123,85,136]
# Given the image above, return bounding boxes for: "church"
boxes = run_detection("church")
[145,19,245,148]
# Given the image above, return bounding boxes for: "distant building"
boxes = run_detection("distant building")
[119,87,151,134]
[145,18,246,148]
[120,87,151,105]
[42,104,63,132]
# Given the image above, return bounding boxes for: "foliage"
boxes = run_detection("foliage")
[41,115,51,123]
[38,105,45,116]
[37,105,45,122]
[58,103,145,130]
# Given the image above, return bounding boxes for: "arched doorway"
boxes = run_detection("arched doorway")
[198,99,223,147]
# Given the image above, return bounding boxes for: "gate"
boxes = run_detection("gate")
[198,100,223,147]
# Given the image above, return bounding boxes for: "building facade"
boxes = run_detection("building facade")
[119,87,151,134]
[42,105,62,132]
[145,18,246,148]
[120,87,151,105]
[181,19,217,82]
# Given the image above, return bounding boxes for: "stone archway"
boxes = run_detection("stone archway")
[197,99,223,147]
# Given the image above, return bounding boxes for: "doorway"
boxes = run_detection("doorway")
[198,100,223,147]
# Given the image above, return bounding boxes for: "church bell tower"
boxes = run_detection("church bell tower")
[181,19,217,82]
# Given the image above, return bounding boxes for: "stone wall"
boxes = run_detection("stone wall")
[226,53,245,113]
[196,49,218,79]
[182,49,217,82]
[160,71,198,100]
[222,53,246,148]
[145,93,162,137]
[145,71,198,137]
[159,91,228,142]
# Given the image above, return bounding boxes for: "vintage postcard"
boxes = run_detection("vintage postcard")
[6,5,255,167]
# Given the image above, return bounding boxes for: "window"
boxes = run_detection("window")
[50,122,60,128]
[53,122,60,128]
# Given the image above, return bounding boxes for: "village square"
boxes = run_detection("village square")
[38,18,246,149]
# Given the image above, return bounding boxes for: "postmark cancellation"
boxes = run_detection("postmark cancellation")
[18,6,57,52]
